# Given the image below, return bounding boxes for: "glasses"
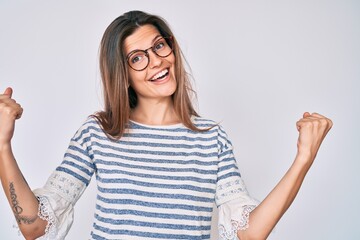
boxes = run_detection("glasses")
[126,37,173,71]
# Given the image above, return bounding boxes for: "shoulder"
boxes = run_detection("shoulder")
[192,116,218,128]
[192,116,228,134]
[71,115,105,144]
[194,116,233,151]
[79,115,102,132]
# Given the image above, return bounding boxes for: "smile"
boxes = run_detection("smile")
[150,69,169,81]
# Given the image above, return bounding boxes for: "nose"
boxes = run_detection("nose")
[148,50,162,69]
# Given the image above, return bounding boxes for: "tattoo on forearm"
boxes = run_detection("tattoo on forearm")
[9,182,38,224]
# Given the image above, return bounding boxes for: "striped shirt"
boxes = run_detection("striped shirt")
[36,116,255,240]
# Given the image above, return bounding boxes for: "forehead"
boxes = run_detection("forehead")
[124,25,161,54]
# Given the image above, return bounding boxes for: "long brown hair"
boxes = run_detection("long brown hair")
[94,10,205,139]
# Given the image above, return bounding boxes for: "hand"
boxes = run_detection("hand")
[0,87,23,146]
[295,112,333,165]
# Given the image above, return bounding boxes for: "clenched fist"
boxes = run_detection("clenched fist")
[0,88,23,146]
[296,112,333,165]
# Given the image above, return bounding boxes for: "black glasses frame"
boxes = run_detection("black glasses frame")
[126,36,173,71]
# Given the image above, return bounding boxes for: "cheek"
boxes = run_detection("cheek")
[168,55,176,76]
[128,73,134,85]
[128,70,136,82]
[169,53,176,65]
[128,70,146,85]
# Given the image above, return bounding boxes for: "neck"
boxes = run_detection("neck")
[130,98,180,125]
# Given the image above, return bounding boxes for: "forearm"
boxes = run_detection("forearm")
[0,144,47,239]
[238,153,312,240]
[236,112,332,240]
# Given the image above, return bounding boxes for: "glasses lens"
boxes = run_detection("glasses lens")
[128,51,148,71]
[154,38,173,57]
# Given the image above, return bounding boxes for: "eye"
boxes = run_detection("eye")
[154,40,166,51]
[130,52,145,64]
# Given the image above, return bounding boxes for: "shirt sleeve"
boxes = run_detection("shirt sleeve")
[215,126,259,240]
[33,121,96,240]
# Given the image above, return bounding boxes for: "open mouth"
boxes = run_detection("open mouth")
[149,69,169,82]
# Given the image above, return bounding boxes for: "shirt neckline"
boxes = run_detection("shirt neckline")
[129,119,185,129]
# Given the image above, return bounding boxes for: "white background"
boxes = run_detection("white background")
[0,0,359,239]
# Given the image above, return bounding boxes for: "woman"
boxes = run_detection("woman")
[0,10,332,240]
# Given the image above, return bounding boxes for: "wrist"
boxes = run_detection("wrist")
[0,142,12,154]
[293,151,314,170]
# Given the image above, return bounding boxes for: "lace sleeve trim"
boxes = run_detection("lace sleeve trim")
[219,205,257,240]
[44,171,85,204]
[36,196,57,240]
[216,178,250,206]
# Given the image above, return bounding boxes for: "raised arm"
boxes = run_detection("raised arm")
[0,87,47,240]
[238,112,333,240]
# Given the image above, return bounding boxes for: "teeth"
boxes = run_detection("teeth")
[151,69,168,80]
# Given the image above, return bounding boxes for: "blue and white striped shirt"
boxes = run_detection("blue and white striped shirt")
[36,116,257,240]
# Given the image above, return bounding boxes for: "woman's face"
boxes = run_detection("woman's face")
[124,25,176,105]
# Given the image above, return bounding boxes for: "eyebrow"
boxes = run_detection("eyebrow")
[126,34,163,56]
[152,34,163,43]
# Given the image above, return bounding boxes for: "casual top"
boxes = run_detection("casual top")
[33,116,258,240]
